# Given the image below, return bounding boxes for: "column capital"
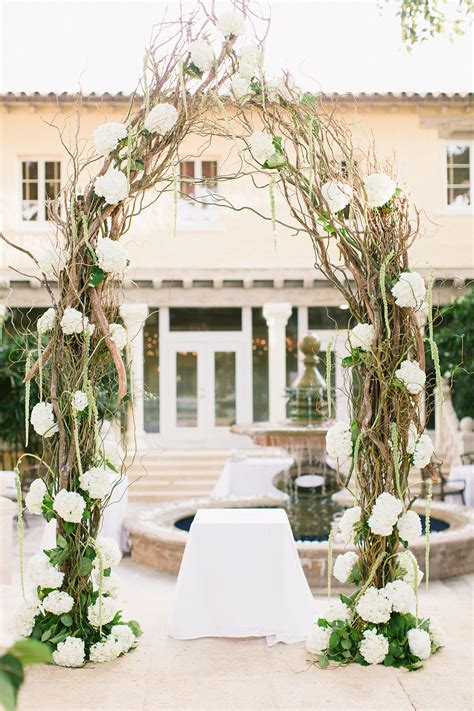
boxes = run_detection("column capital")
[263,302,292,326]
[119,303,149,333]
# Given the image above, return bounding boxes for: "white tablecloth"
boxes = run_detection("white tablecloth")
[211,457,294,498]
[40,475,130,552]
[168,508,315,646]
[449,465,474,507]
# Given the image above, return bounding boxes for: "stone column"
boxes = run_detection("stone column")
[119,303,149,448]
[0,496,15,584]
[263,302,292,423]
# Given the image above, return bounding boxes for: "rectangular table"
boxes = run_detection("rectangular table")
[210,457,294,498]
[168,508,315,646]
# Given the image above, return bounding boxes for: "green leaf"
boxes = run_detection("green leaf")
[9,640,52,666]
[56,535,68,549]
[127,620,143,638]
[318,655,329,668]
[63,522,75,534]
[78,557,93,576]
[300,92,317,106]
[88,266,105,288]
[133,159,144,171]
[41,629,52,642]
[184,62,203,79]
[60,614,73,627]
[341,637,352,650]
[0,655,23,690]
[0,670,16,711]
[264,152,286,169]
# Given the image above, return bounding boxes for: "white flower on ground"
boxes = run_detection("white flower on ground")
[391,272,426,310]
[109,323,127,351]
[15,599,40,637]
[43,590,74,616]
[333,551,358,584]
[397,509,422,545]
[94,536,122,570]
[249,131,275,165]
[231,75,251,99]
[412,434,434,469]
[110,624,136,653]
[53,489,86,524]
[52,637,85,667]
[306,625,331,655]
[25,478,47,515]
[428,618,445,648]
[60,307,95,336]
[38,249,67,279]
[359,628,389,665]
[94,570,120,599]
[356,587,392,624]
[72,390,88,413]
[368,492,403,537]
[397,550,424,588]
[363,173,397,207]
[28,552,64,589]
[325,600,352,623]
[96,237,129,274]
[144,104,178,134]
[94,167,129,205]
[87,596,117,628]
[89,635,122,663]
[189,39,214,72]
[79,467,113,501]
[30,402,58,438]
[217,10,246,37]
[349,323,375,352]
[338,506,361,544]
[395,360,426,395]
[326,421,353,461]
[37,308,56,334]
[384,579,416,614]
[321,181,352,214]
[93,122,127,156]
[407,628,431,660]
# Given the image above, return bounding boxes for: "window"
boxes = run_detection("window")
[178,159,218,225]
[144,311,160,432]
[446,144,471,208]
[21,160,61,221]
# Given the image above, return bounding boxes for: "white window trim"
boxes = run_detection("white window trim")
[176,157,223,232]
[17,156,64,232]
[442,140,473,215]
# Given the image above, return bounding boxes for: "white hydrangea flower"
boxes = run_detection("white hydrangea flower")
[30,402,58,438]
[397,550,423,588]
[231,75,250,99]
[52,636,85,667]
[397,509,422,545]
[189,39,214,72]
[406,422,418,455]
[25,478,47,515]
[72,390,88,413]
[89,635,122,663]
[93,122,127,156]
[363,173,397,207]
[79,467,113,501]
[384,579,416,614]
[391,272,426,310]
[356,587,391,624]
[412,434,434,469]
[94,536,122,570]
[87,595,117,628]
[144,103,178,134]
[395,360,426,395]
[96,237,129,274]
[216,10,246,37]
[15,599,40,637]
[368,492,403,537]
[110,624,136,653]
[249,131,275,165]
[94,570,120,599]
[101,439,125,470]
[359,628,389,665]
[43,590,74,616]
[38,248,67,279]
[237,40,261,79]
[53,489,86,524]
[94,167,129,205]
[28,552,64,590]
[109,323,127,351]
[333,551,358,584]
[37,307,56,334]
[428,618,445,648]
[266,76,298,102]
[326,421,353,461]
[349,323,375,352]
[306,625,331,655]
[321,180,352,214]
[325,600,352,624]
[407,628,431,660]
[338,506,361,544]
[60,307,95,336]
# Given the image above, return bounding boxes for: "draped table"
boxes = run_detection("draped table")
[449,464,474,507]
[168,508,315,646]
[211,456,294,498]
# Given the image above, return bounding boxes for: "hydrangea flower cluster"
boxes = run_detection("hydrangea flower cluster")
[189,39,215,72]
[367,492,403,536]
[79,466,113,500]
[94,167,129,205]
[391,271,426,310]
[397,510,422,545]
[25,478,47,515]
[363,173,397,207]
[349,323,375,352]
[96,237,129,274]
[30,402,58,438]
[320,180,352,214]
[237,40,261,80]
[72,390,88,413]
[395,359,426,395]
[144,104,178,134]
[397,550,424,587]
[93,122,127,156]
[249,131,275,165]
[43,590,75,615]
[333,551,358,584]
[359,628,389,665]
[28,552,64,589]
[407,428,434,469]
[53,489,86,523]
[60,307,95,336]
[337,505,361,544]
[15,599,40,638]
[37,307,56,334]
[38,249,67,279]
[325,421,353,461]
[109,323,127,351]
[216,10,246,37]
[52,637,85,667]
[89,624,136,663]
[87,595,118,628]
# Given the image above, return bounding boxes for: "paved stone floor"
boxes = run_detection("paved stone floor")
[1,516,473,711]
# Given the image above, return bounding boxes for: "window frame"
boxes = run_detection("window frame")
[176,157,222,232]
[18,156,64,229]
[444,140,473,214]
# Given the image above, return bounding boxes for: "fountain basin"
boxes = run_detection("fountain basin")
[125,495,474,587]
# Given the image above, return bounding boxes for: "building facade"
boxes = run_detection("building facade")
[1,92,472,452]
